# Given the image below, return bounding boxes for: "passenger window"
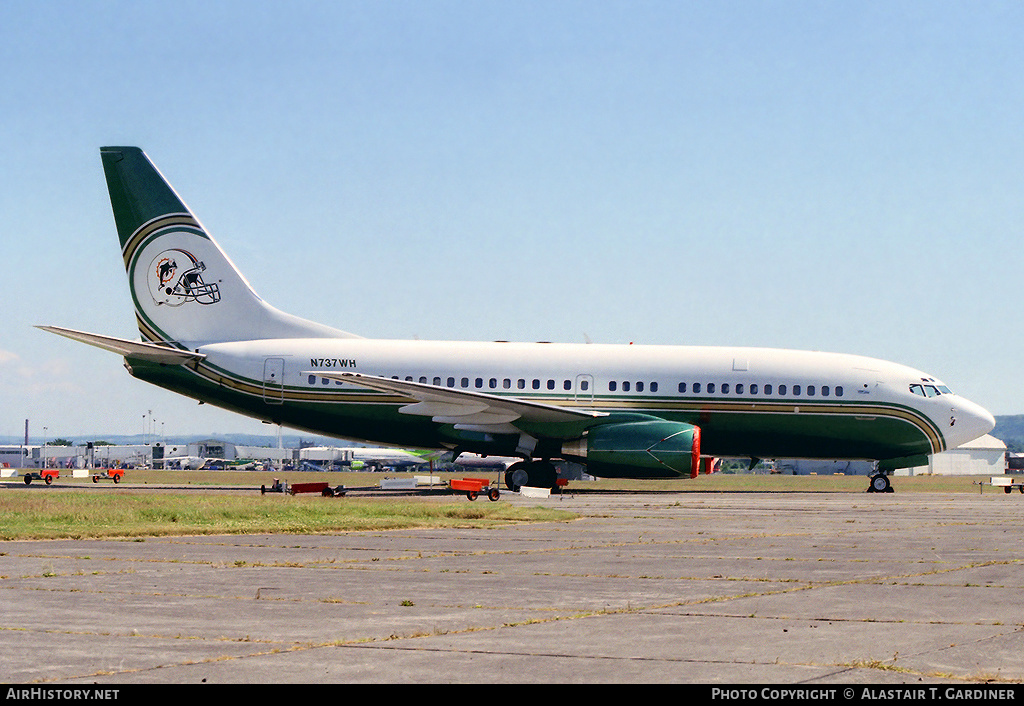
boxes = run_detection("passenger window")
[778,384,786,395]
[637,381,644,392]
[708,383,716,394]
[793,385,801,395]
[503,379,511,389]
[623,381,631,392]
[489,378,498,389]
[722,383,730,394]
[433,377,441,386]
[694,382,701,393]
[610,381,618,392]
[547,380,555,390]
[651,382,658,393]
[518,379,526,389]
[807,385,815,396]
[763,384,771,395]
[461,377,469,388]
[475,378,483,388]
[750,383,758,394]
[736,383,743,394]
[822,386,829,397]
[533,379,541,390]
[564,380,572,391]
[678,382,686,393]
[835,386,843,397]
[581,379,590,391]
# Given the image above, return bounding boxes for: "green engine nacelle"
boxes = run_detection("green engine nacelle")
[562,420,701,479]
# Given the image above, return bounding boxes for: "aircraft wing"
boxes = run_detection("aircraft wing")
[36,326,206,365]
[309,371,607,433]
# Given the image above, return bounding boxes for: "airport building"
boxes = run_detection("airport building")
[1,434,1011,478]
[777,434,1007,476]
[903,434,1006,476]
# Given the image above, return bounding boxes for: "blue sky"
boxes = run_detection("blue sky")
[2,0,1022,441]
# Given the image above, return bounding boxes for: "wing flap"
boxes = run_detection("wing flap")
[308,371,606,430]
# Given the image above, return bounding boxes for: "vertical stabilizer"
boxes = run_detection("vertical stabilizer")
[100,147,359,347]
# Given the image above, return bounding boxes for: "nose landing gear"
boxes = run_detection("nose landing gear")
[867,473,893,493]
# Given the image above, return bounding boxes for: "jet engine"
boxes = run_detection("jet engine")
[562,420,701,479]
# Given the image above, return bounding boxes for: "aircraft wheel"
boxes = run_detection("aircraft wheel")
[868,474,891,493]
[506,462,530,491]
[529,461,558,489]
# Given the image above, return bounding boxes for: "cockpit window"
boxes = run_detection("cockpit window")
[910,383,951,397]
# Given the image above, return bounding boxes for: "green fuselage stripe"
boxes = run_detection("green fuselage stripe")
[131,358,942,462]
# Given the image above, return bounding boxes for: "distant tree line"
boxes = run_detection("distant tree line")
[993,416,1024,453]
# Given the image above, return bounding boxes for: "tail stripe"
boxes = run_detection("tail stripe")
[121,214,204,268]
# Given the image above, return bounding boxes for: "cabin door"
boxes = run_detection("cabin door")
[575,374,595,406]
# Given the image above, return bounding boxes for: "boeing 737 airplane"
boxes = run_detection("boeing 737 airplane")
[39,147,996,493]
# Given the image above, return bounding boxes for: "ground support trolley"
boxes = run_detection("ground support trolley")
[450,477,501,501]
[990,476,1024,494]
[23,470,60,485]
[260,480,346,497]
[91,469,125,484]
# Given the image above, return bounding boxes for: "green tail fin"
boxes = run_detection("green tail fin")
[99,147,359,347]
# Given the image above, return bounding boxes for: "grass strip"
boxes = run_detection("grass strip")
[0,492,576,540]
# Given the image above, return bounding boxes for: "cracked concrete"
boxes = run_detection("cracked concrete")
[2,489,1023,683]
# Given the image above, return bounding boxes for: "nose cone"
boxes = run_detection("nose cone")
[947,397,996,449]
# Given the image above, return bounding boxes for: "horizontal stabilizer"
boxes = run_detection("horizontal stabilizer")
[36,326,205,364]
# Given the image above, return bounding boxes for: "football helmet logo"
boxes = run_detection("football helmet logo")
[149,248,221,306]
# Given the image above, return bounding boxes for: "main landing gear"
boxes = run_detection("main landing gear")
[505,460,558,491]
[867,473,894,493]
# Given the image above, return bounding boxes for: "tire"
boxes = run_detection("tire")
[869,474,890,493]
[506,462,530,491]
[529,461,558,489]
[488,488,500,502]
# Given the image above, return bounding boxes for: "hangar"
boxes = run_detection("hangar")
[774,435,1007,477]
[902,434,1006,476]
